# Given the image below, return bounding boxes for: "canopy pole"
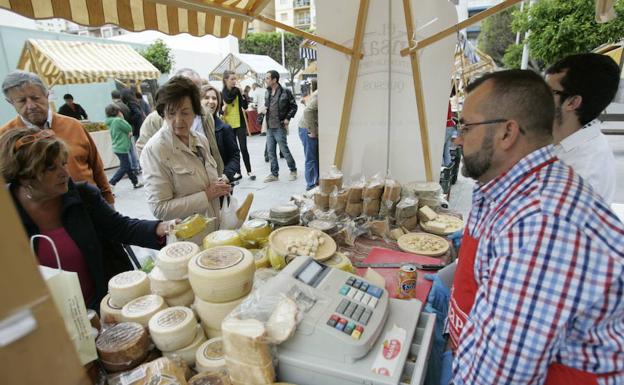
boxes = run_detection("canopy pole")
[402,0,433,182]
[400,0,523,56]
[256,15,363,58]
[333,0,370,169]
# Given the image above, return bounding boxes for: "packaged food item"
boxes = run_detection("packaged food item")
[222,318,275,385]
[202,230,243,249]
[346,202,362,217]
[314,191,330,210]
[371,325,407,377]
[108,271,151,307]
[96,322,149,373]
[319,165,344,194]
[368,219,389,238]
[188,370,231,385]
[308,219,338,234]
[106,357,189,385]
[239,219,272,248]
[265,297,298,344]
[382,179,402,202]
[346,177,365,203]
[329,188,348,214]
[174,214,211,240]
[363,173,385,200]
[363,199,381,217]
[395,196,419,219]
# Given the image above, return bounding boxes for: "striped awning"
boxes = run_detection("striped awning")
[17,39,161,86]
[299,38,317,60]
[0,0,270,39]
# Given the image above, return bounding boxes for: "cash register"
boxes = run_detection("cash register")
[256,256,435,385]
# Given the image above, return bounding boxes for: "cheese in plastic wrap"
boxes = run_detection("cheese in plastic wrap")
[239,219,272,248]
[202,230,243,249]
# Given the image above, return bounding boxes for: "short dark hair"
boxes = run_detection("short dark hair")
[111,90,121,99]
[63,93,73,100]
[135,91,143,99]
[105,103,121,118]
[545,53,620,125]
[466,69,554,139]
[155,76,203,118]
[267,70,279,82]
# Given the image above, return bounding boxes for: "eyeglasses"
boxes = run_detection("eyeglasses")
[14,130,55,151]
[457,119,509,137]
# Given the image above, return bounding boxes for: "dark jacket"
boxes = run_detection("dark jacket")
[221,87,248,131]
[126,102,145,139]
[58,103,88,120]
[113,99,131,122]
[10,180,163,309]
[264,85,298,123]
[214,116,241,181]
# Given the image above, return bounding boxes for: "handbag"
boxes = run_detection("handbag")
[32,234,98,365]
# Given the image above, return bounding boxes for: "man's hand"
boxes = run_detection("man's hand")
[155,219,181,237]
[205,180,232,200]
[283,119,290,128]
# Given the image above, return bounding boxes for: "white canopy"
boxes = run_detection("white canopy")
[209,53,289,82]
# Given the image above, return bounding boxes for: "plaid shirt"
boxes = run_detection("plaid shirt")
[452,146,624,385]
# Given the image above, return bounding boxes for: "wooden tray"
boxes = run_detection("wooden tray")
[268,226,336,262]
[397,232,449,257]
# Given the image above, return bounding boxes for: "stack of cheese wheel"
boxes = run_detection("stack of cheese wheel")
[195,337,227,373]
[188,370,232,385]
[149,306,205,367]
[102,270,151,324]
[189,246,255,338]
[120,294,168,327]
[154,242,200,307]
[95,322,149,372]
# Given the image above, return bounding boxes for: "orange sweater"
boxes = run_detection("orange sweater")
[0,114,114,204]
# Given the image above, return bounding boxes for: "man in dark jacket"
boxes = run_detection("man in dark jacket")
[58,94,88,120]
[263,70,298,182]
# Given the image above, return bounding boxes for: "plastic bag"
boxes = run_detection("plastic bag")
[319,165,344,194]
[33,235,98,365]
[346,176,365,203]
[106,357,191,385]
[363,173,385,200]
[329,186,348,214]
[395,194,419,229]
[220,197,239,230]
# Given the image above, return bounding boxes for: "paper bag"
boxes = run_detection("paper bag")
[31,234,98,365]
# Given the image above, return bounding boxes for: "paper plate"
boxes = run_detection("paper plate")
[268,226,336,262]
[397,232,449,257]
[420,214,464,235]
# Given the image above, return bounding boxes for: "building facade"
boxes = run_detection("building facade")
[455,0,502,43]
[275,0,315,31]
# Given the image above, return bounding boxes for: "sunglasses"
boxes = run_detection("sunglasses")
[14,130,55,151]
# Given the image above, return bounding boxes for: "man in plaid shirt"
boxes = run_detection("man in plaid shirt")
[449,69,624,385]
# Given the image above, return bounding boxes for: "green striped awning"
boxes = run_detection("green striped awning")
[17,39,161,86]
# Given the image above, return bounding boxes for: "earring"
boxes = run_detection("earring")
[25,185,34,200]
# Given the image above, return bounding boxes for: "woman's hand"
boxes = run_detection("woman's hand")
[205,180,232,200]
[155,219,180,237]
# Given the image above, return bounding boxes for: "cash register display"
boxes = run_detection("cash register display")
[296,260,324,286]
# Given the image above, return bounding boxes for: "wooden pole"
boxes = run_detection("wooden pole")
[400,0,523,56]
[333,0,370,169]
[402,0,433,182]
[256,15,363,58]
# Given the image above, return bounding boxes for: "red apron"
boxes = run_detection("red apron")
[447,157,606,385]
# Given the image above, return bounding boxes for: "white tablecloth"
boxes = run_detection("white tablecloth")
[90,130,119,169]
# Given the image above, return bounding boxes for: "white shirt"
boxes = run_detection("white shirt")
[190,115,204,138]
[20,108,54,129]
[553,119,616,204]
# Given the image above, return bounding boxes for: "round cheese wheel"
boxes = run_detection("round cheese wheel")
[149,266,192,297]
[100,294,123,324]
[202,230,243,249]
[239,219,272,247]
[121,294,167,327]
[188,246,255,303]
[252,248,270,269]
[188,371,230,385]
[164,288,195,307]
[162,324,207,366]
[95,322,149,373]
[323,253,355,273]
[201,325,222,339]
[194,295,245,331]
[149,306,197,352]
[195,338,226,373]
[157,242,201,280]
[108,271,150,307]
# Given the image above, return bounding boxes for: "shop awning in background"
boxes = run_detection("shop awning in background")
[0,0,267,39]
[300,38,317,60]
[17,39,161,86]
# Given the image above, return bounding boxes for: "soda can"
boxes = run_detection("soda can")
[398,264,418,299]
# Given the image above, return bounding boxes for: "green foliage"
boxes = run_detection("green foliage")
[508,0,624,70]
[239,32,305,92]
[478,6,518,66]
[140,39,174,74]
[502,43,525,69]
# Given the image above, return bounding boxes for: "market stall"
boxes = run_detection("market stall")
[16,38,161,168]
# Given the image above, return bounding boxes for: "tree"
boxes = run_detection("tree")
[140,39,174,74]
[478,5,517,66]
[239,32,304,93]
[505,0,624,70]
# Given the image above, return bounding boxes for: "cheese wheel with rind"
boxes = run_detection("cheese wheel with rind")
[100,294,123,324]
[239,220,271,248]
[251,248,270,269]
[202,230,243,249]
[194,295,246,331]
[188,246,255,303]
[149,265,191,297]
[195,338,227,374]
[121,294,167,327]
[164,288,195,307]
[95,322,149,373]
[149,306,198,352]
[162,324,206,366]
[157,242,201,280]
[108,270,150,307]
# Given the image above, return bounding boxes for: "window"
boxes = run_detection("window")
[101,27,113,38]
[295,10,310,26]
[280,12,288,21]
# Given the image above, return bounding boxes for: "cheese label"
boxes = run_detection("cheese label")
[156,309,188,328]
[202,340,224,360]
[112,271,144,286]
[97,323,143,350]
[197,248,243,270]
[165,243,197,259]
[126,295,160,314]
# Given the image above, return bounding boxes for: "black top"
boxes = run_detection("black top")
[10,180,163,309]
[214,116,241,181]
[58,103,88,120]
[264,85,298,123]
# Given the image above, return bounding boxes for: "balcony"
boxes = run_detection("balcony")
[294,0,310,9]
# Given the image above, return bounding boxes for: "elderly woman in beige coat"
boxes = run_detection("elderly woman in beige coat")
[140,76,231,221]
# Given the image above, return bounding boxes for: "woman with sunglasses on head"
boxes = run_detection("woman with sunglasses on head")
[0,128,174,309]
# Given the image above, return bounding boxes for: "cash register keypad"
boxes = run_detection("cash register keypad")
[327,277,384,340]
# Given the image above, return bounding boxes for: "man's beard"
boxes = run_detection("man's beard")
[461,130,494,180]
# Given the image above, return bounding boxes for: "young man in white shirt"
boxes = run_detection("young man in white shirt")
[545,53,619,204]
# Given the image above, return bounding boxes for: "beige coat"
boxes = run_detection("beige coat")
[136,110,224,176]
[140,124,221,223]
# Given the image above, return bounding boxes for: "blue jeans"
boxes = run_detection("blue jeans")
[128,136,140,172]
[110,152,138,186]
[300,128,319,190]
[442,126,456,167]
[267,127,296,176]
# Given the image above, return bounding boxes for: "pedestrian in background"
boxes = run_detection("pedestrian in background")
[299,79,319,190]
[121,89,144,174]
[104,104,143,189]
[58,93,88,120]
